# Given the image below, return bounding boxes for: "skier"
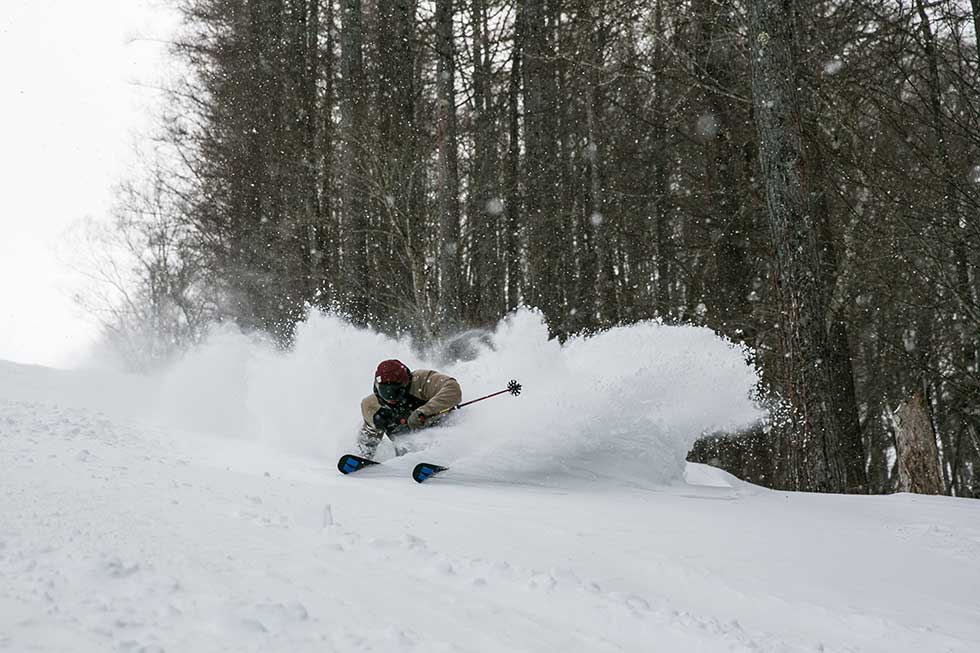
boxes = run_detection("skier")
[357,359,462,458]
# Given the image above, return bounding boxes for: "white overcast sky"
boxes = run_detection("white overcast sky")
[0,0,177,367]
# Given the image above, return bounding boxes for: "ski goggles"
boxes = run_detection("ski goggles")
[376,382,408,404]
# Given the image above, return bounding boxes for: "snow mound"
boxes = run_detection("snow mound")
[144,309,763,488]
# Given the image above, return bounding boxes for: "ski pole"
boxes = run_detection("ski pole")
[433,379,522,417]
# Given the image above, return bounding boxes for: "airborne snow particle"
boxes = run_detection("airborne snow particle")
[486,198,504,215]
[590,212,604,226]
[824,58,844,75]
[695,113,719,141]
[903,329,917,353]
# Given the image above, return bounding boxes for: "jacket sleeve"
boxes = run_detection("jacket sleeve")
[417,371,462,417]
[361,394,382,426]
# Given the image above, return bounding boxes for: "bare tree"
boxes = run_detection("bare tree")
[435,0,462,328]
[893,393,945,494]
[70,159,217,371]
[747,0,866,492]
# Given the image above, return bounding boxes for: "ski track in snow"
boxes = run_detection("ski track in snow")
[2,311,980,652]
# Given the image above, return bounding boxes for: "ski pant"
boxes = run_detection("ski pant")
[356,414,451,458]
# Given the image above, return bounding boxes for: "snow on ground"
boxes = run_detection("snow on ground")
[2,311,979,652]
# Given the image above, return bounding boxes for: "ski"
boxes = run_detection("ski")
[337,453,381,475]
[338,454,449,482]
[412,462,449,483]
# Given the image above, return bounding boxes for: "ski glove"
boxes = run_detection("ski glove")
[373,405,402,432]
[406,409,427,429]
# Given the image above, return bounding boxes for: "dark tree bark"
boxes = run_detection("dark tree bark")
[435,0,462,329]
[504,3,524,312]
[522,0,566,334]
[573,0,603,330]
[692,0,754,337]
[894,393,945,494]
[301,0,323,302]
[373,0,426,333]
[650,0,673,319]
[466,0,503,325]
[317,0,337,304]
[747,0,866,492]
[340,0,369,323]
[971,1,980,59]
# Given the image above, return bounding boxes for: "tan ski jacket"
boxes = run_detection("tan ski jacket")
[360,369,462,428]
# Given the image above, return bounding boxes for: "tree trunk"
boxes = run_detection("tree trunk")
[522,0,565,334]
[747,0,865,492]
[893,393,945,494]
[915,0,979,498]
[435,0,461,330]
[467,0,501,325]
[303,0,322,303]
[505,4,524,312]
[693,0,753,336]
[971,1,980,59]
[340,0,369,324]
[651,0,672,319]
[318,0,337,305]
[574,0,602,330]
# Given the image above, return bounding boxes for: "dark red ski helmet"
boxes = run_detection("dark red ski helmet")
[374,359,411,403]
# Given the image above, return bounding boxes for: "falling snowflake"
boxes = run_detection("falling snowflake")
[590,212,604,226]
[695,113,719,141]
[903,328,917,353]
[824,58,843,75]
[486,199,504,215]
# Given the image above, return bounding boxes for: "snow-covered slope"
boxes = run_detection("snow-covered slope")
[2,311,979,652]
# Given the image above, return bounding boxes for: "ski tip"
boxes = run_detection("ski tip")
[412,462,449,483]
[338,454,380,475]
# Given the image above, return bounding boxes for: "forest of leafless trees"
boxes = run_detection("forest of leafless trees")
[98,0,980,497]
